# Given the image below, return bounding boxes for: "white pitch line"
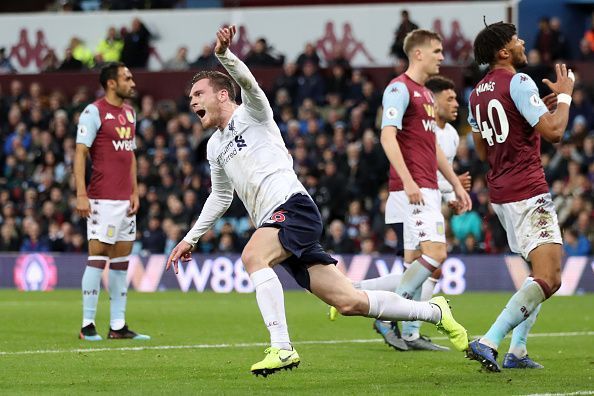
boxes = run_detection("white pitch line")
[0,331,592,357]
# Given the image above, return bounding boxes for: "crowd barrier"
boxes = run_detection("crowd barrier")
[1,253,592,295]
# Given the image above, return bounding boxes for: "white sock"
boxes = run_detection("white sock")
[365,290,441,324]
[250,268,291,350]
[420,277,438,302]
[353,273,402,291]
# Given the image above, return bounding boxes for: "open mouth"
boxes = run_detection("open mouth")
[196,109,206,118]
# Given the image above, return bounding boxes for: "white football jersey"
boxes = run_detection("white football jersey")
[435,122,459,202]
[184,49,307,246]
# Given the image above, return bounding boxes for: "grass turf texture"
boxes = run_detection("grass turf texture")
[0,290,592,395]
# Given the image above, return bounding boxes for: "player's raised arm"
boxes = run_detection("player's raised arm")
[214,25,272,122]
[512,65,574,143]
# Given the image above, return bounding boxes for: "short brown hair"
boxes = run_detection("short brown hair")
[425,75,455,94]
[190,70,236,99]
[403,29,442,57]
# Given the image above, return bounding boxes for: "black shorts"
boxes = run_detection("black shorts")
[260,193,337,291]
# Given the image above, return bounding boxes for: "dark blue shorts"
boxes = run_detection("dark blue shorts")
[261,193,337,291]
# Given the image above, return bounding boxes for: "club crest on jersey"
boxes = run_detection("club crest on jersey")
[125,109,135,123]
[118,114,126,125]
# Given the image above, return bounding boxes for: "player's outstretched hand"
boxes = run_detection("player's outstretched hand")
[215,25,236,55]
[457,171,471,191]
[542,93,557,113]
[76,195,91,218]
[166,240,193,274]
[542,64,574,96]
[404,180,424,205]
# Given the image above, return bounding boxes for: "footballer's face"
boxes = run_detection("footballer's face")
[189,78,222,129]
[434,88,459,122]
[114,67,136,99]
[419,39,444,76]
[505,35,528,69]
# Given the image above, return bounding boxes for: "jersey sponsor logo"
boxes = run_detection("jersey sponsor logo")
[125,109,135,123]
[112,139,135,151]
[77,125,87,136]
[115,126,131,139]
[475,81,495,96]
[216,140,238,166]
[422,104,436,118]
[105,112,115,120]
[422,118,436,132]
[530,94,544,107]
[385,107,398,119]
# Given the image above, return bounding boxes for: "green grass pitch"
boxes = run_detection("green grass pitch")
[0,290,592,395]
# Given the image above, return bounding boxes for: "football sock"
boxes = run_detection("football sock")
[396,255,439,299]
[250,267,291,350]
[82,256,107,327]
[508,277,542,358]
[401,286,422,341]
[365,290,441,324]
[352,273,401,291]
[421,276,439,302]
[481,279,547,350]
[109,257,129,331]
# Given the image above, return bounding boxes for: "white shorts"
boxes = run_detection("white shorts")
[87,199,136,244]
[491,193,562,259]
[385,189,445,250]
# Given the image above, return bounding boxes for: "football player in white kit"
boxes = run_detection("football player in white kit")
[166,26,468,377]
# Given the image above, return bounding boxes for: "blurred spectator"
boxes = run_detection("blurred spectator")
[121,18,151,69]
[163,46,190,71]
[583,13,594,53]
[569,87,594,132]
[20,221,50,252]
[244,38,284,67]
[58,48,84,71]
[40,49,60,72]
[141,216,166,253]
[96,26,124,63]
[323,219,354,254]
[0,47,16,74]
[563,228,591,256]
[533,17,554,64]
[190,45,218,70]
[450,210,482,245]
[389,10,419,60]
[296,61,326,105]
[296,42,320,69]
[579,37,594,61]
[272,62,299,100]
[0,223,20,251]
[549,17,569,60]
[70,37,94,68]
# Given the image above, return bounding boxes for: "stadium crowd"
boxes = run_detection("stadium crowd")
[0,13,593,257]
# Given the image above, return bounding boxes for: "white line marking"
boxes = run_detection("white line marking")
[1,331,592,357]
